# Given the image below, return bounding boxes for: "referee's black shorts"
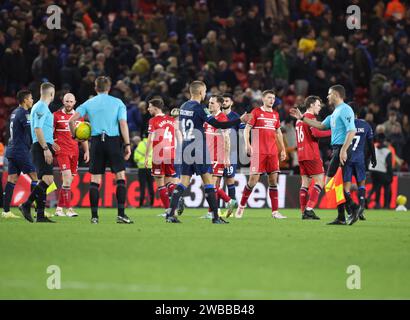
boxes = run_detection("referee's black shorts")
[327,144,353,178]
[89,135,125,175]
[31,142,55,179]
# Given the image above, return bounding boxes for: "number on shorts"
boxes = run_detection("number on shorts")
[181,119,194,140]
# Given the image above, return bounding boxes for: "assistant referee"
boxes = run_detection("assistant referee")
[19,82,57,223]
[290,85,358,225]
[69,76,132,224]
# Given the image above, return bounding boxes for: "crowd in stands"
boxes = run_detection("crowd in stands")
[0,0,409,172]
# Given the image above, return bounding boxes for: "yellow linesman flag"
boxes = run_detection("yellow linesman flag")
[325,167,346,207]
[46,182,58,195]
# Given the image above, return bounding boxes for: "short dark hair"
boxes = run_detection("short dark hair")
[16,90,32,104]
[189,80,206,95]
[262,89,275,97]
[148,96,164,109]
[222,93,233,100]
[95,76,112,92]
[210,95,224,105]
[329,84,346,99]
[40,82,55,94]
[304,95,322,109]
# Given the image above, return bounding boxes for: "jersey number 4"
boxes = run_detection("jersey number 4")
[181,119,194,140]
[296,126,304,143]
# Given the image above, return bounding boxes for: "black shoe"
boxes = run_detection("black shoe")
[117,215,134,224]
[166,215,181,223]
[177,197,185,216]
[358,205,366,220]
[327,219,346,225]
[347,205,360,226]
[212,217,229,224]
[36,217,55,223]
[18,204,33,223]
[302,209,320,220]
[91,217,99,224]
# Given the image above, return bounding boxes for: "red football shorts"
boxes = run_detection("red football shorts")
[250,153,280,174]
[152,162,176,177]
[56,154,79,175]
[299,159,324,176]
[212,161,225,176]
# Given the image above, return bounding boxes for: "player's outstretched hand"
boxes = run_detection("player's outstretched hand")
[280,150,287,161]
[44,149,53,164]
[240,112,252,124]
[339,149,348,166]
[84,150,90,163]
[52,143,60,152]
[124,145,131,161]
[246,144,252,157]
[289,108,302,120]
[144,158,149,168]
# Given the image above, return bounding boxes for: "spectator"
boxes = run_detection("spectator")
[2,38,26,95]
[368,134,393,209]
[215,60,238,90]
[384,0,406,20]
[383,110,402,136]
[202,30,219,64]
[133,136,154,207]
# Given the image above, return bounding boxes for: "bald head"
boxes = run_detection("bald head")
[63,93,76,112]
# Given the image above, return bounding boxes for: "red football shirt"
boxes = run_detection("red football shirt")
[53,109,82,156]
[248,106,281,155]
[204,111,229,163]
[296,112,331,161]
[148,114,175,160]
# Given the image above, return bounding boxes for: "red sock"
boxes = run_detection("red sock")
[167,183,176,195]
[240,184,253,207]
[57,188,65,207]
[158,186,170,208]
[299,187,309,213]
[306,184,322,210]
[216,187,231,203]
[67,188,72,208]
[59,187,71,208]
[269,185,278,212]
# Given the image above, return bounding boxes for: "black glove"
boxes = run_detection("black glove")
[371,158,377,168]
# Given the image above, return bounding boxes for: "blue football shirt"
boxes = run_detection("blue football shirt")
[322,102,356,145]
[349,119,373,163]
[76,93,127,136]
[5,106,32,158]
[31,100,54,144]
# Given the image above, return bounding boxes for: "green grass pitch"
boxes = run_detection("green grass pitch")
[1,208,410,299]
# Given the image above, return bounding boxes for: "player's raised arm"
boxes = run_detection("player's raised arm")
[206,112,252,129]
[68,112,82,138]
[290,107,327,130]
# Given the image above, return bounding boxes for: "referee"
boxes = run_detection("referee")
[69,76,132,224]
[290,85,358,225]
[19,83,57,223]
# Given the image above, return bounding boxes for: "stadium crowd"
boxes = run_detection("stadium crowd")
[0,0,409,172]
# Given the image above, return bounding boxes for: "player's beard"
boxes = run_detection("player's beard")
[64,106,74,113]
